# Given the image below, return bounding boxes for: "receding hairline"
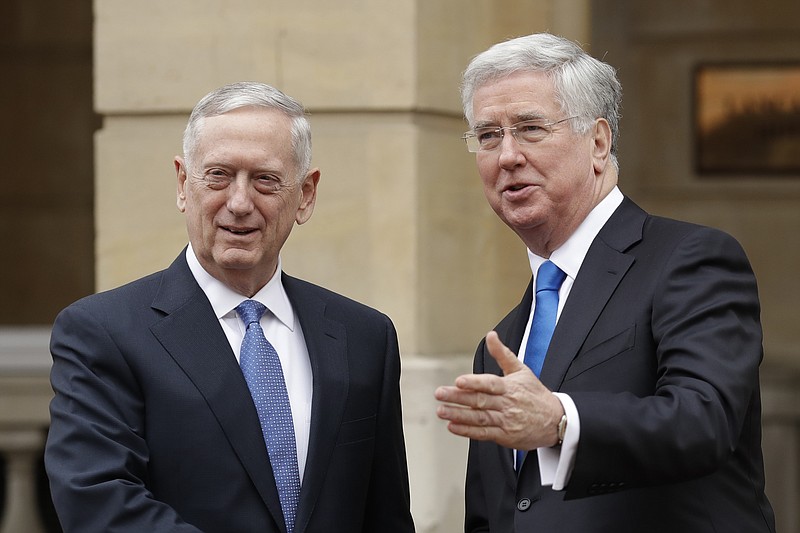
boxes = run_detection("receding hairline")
[181,82,313,180]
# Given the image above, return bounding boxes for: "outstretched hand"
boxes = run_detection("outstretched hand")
[434,331,564,450]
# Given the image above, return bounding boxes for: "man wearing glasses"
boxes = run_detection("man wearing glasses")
[435,33,776,532]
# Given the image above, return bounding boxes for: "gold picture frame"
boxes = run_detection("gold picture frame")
[694,62,800,175]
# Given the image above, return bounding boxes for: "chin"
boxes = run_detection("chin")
[212,248,262,269]
[499,207,537,224]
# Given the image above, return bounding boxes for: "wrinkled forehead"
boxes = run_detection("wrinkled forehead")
[471,72,561,127]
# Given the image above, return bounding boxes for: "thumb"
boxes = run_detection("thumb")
[485,331,526,377]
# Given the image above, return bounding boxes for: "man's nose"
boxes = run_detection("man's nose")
[227,175,254,214]
[497,131,525,168]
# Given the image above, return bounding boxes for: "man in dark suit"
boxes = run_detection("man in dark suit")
[435,33,776,532]
[45,82,415,533]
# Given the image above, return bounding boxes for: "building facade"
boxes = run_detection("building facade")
[1,1,799,531]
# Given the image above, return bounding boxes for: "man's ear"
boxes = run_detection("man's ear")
[591,118,612,174]
[295,168,321,225]
[175,156,188,212]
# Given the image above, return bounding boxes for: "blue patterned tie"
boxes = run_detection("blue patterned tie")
[236,300,300,533]
[517,260,567,469]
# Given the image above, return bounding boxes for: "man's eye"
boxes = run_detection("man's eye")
[254,175,282,192]
[476,130,501,143]
[256,175,280,185]
[518,123,543,133]
[203,171,231,188]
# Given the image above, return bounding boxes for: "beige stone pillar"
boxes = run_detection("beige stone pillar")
[94,1,589,530]
[0,430,46,533]
[0,328,53,533]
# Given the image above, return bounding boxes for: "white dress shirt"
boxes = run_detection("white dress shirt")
[519,186,624,490]
[185,245,313,481]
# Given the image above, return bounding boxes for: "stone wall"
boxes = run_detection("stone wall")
[2,0,799,531]
[91,3,582,531]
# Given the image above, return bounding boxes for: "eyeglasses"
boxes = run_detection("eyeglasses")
[462,116,579,153]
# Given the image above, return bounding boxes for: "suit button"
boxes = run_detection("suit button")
[517,498,532,512]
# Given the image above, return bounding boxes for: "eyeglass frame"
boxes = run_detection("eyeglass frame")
[461,116,580,153]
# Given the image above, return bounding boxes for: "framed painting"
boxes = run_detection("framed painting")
[693,62,800,175]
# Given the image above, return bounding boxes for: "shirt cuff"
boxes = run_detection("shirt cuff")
[538,392,580,491]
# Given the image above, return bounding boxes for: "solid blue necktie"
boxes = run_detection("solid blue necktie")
[236,300,300,533]
[523,261,567,377]
[517,260,567,470]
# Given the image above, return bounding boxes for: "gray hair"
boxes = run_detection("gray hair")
[461,33,622,169]
[182,81,312,180]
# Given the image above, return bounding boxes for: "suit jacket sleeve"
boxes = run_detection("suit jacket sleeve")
[565,224,764,497]
[45,300,203,532]
[361,316,416,532]
[464,337,492,533]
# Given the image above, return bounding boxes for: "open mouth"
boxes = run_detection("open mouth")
[223,226,256,235]
[505,183,534,193]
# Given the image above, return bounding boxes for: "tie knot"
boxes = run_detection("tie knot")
[236,299,267,326]
[536,261,566,293]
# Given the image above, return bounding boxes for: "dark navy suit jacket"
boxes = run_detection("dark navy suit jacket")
[45,251,415,533]
[465,198,776,532]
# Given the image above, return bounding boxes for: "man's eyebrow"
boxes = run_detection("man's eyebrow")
[472,112,547,130]
[471,121,494,130]
[515,112,546,122]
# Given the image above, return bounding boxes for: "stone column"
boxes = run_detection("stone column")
[0,429,46,533]
[94,1,590,530]
[0,328,53,533]
[761,366,800,533]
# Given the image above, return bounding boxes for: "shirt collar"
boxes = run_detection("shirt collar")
[528,186,625,280]
[185,244,295,331]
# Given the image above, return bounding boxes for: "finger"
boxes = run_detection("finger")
[436,403,501,428]
[435,385,478,406]
[445,421,500,442]
[434,385,457,402]
[486,331,526,376]
[435,385,503,411]
[452,372,506,395]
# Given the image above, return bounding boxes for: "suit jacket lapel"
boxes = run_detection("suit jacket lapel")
[148,252,286,530]
[282,274,349,533]
[491,282,534,488]
[539,197,645,390]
